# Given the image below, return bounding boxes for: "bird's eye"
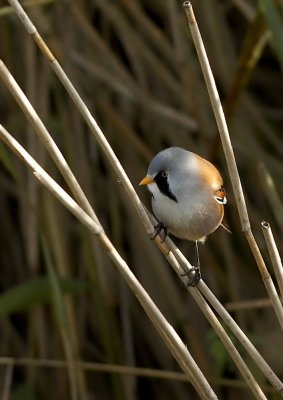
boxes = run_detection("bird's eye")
[161,171,168,178]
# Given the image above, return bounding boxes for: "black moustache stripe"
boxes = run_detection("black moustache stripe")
[154,172,178,203]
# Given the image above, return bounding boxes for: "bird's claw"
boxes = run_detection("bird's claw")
[151,222,168,243]
[182,265,201,287]
[151,224,201,286]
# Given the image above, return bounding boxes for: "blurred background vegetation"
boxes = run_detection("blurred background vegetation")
[0,0,282,399]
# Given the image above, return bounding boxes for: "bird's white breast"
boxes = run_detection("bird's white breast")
[148,180,223,242]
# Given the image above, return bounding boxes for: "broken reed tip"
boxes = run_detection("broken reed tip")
[261,221,270,229]
[183,1,191,8]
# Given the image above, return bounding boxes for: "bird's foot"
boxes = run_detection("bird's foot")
[187,266,201,287]
[151,222,168,243]
[185,265,201,287]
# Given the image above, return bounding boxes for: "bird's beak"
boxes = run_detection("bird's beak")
[139,176,154,186]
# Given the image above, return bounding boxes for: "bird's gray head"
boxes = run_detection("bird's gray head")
[141,147,195,202]
[148,147,190,176]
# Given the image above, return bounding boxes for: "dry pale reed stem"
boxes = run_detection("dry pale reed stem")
[0,124,217,400]
[189,288,267,400]
[147,210,282,392]
[258,163,283,233]
[199,280,283,394]
[0,60,99,225]
[189,285,269,400]
[167,241,283,393]
[165,245,269,397]
[159,243,283,396]
[183,1,249,231]
[225,298,275,311]
[7,0,153,236]
[245,231,283,330]
[183,1,283,329]
[147,211,283,394]
[156,242,268,398]
[261,221,283,300]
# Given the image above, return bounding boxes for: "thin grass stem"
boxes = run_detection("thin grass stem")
[0,357,278,393]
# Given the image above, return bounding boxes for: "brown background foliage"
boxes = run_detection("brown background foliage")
[0,0,282,399]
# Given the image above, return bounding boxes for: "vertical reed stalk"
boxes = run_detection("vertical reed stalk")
[183,1,283,330]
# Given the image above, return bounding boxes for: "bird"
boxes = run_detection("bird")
[139,147,228,286]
